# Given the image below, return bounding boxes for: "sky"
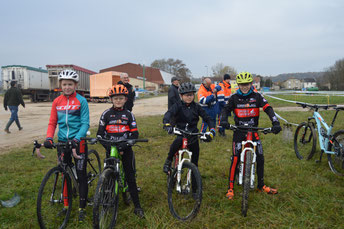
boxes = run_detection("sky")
[1,0,343,78]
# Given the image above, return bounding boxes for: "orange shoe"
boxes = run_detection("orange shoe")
[226,189,234,200]
[259,185,278,194]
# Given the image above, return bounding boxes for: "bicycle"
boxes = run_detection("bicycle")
[166,127,207,221]
[92,137,148,229]
[36,138,101,229]
[225,124,272,217]
[294,102,344,175]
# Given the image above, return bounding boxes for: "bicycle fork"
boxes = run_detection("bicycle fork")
[238,141,257,189]
[176,149,192,193]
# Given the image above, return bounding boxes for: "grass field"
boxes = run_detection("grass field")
[1,109,344,228]
[264,94,344,107]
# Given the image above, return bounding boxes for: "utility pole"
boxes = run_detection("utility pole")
[143,64,145,90]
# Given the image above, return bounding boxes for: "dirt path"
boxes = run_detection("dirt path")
[0,96,167,155]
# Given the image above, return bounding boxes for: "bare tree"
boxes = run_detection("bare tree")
[211,63,237,81]
[324,58,344,90]
[151,58,192,82]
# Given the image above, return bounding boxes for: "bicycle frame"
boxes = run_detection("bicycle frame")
[238,132,257,189]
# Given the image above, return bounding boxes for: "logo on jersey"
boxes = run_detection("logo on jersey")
[56,105,80,110]
[234,108,259,118]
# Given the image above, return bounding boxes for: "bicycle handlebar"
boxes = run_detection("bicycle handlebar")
[219,125,272,134]
[296,102,337,110]
[173,127,205,137]
[96,138,149,146]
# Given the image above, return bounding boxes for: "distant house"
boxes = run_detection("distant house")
[281,78,302,90]
[302,78,317,89]
[253,76,261,90]
[99,63,176,87]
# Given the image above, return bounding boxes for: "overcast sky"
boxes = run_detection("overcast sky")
[1,0,343,78]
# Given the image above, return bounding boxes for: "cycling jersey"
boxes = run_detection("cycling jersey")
[46,92,89,142]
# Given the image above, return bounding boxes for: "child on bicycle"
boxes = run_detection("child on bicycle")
[44,69,90,222]
[219,72,282,200]
[163,82,216,174]
[96,84,144,218]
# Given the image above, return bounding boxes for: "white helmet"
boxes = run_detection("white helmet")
[58,69,79,82]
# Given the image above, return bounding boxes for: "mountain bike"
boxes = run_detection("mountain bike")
[36,138,101,229]
[294,102,344,175]
[226,124,272,217]
[92,138,148,229]
[166,127,207,221]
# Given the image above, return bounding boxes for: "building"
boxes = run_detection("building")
[99,63,176,87]
[302,78,317,89]
[281,78,302,90]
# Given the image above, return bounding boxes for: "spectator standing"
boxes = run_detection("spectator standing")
[217,74,232,136]
[118,73,135,111]
[3,81,25,133]
[168,77,181,110]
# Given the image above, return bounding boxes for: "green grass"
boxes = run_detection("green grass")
[264,94,344,107]
[1,111,344,228]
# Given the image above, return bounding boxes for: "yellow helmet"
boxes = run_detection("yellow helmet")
[236,72,253,84]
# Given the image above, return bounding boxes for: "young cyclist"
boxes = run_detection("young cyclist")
[44,69,90,222]
[96,84,144,218]
[163,82,216,174]
[219,72,282,200]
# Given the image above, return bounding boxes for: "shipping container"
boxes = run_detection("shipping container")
[90,72,121,102]
[1,65,52,102]
[46,64,96,98]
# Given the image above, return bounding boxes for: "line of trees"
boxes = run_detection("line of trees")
[323,58,344,91]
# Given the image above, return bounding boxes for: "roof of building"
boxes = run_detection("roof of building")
[46,64,96,75]
[160,70,175,85]
[100,63,167,85]
[1,65,48,73]
[303,78,316,82]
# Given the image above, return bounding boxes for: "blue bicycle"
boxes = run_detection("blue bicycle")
[294,102,344,175]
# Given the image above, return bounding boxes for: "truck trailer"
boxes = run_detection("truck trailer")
[1,65,51,102]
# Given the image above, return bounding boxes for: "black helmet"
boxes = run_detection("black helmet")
[178,82,196,94]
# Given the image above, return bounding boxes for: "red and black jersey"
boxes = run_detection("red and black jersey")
[97,107,138,140]
[220,91,279,141]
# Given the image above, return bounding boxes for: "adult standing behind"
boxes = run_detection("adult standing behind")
[168,77,181,110]
[3,81,25,133]
[118,73,135,111]
[217,74,232,136]
[198,78,221,133]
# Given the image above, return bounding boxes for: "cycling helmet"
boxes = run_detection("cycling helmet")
[178,82,196,94]
[58,69,79,82]
[108,84,129,97]
[236,72,253,84]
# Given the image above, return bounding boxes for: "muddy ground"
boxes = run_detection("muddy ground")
[0,96,167,155]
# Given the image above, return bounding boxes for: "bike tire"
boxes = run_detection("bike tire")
[87,149,101,205]
[327,130,344,176]
[167,161,202,221]
[241,151,252,217]
[93,168,119,229]
[294,122,317,160]
[37,166,72,229]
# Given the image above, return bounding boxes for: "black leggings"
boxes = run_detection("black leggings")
[167,135,200,166]
[57,141,88,209]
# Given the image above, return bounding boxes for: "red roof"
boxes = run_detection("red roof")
[46,64,97,75]
[100,63,164,84]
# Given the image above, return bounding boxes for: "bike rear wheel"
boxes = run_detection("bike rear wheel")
[167,161,202,221]
[294,122,317,160]
[87,149,101,205]
[37,166,72,229]
[241,151,252,217]
[93,168,119,229]
[328,130,344,176]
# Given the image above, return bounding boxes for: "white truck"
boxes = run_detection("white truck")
[1,65,52,102]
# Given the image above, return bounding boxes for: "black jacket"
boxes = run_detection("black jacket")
[220,91,279,141]
[163,101,215,133]
[118,81,135,111]
[4,86,25,109]
[168,84,181,110]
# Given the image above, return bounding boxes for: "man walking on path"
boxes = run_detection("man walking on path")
[3,81,25,133]
[118,72,135,111]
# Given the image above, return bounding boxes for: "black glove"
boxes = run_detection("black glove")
[4,106,7,111]
[163,123,173,134]
[220,121,231,130]
[272,124,282,134]
[118,142,129,151]
[44,138,54,149]
[72,138,80,149]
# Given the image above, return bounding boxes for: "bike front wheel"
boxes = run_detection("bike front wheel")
[328,130,344,176]
[167,161,202,221]
[294,122,317,160]
[37,166,72,229]
[241,152,252,217]
[93,168,119,229]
